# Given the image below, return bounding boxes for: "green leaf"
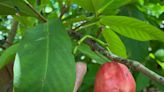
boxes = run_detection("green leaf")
[120,36,149,61]
[142,3,164,18]
[136,73,149,92]
[156,60,164,70]
[102,28,127,58]
[14,19,76,92]
[0,0,43,21]
[102,0,132,14]
[14,16,37,28]
[78,44,109,64]
[78,64,100,92]
[73,0,113,13]
[63,15,88,26]
[73,0,132,14]
[0,44,18,69]
[100,16,164,42]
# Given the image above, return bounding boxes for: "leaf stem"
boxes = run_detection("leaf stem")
[73,35,110,54]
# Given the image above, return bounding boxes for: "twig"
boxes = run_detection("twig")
[96,27,103,38]
[113,57,164,85]
[24,1,47,22]
[59,5,68,19]
[69,30,164,86]
[3,20,18,48]
[59,0,72,20]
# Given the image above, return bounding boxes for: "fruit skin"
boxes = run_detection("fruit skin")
[94,61,136,92]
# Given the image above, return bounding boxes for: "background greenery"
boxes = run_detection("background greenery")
[0,0,164,92]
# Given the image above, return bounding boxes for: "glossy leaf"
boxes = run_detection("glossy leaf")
[0,44,18,69]
[102,28,127,58]
[14,19,76,92]
[100,16,164,42]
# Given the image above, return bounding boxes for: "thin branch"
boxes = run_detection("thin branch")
[113,57,164,85]
[69,30,164,86]
[59,5,68,19]
[25,1,47,22]
[0,19,18,92]
[59,0,72,20]
[3,20,18,48]
[2,19,19,92]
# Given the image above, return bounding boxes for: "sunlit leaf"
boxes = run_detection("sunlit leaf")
[100,16,164,42]
[102,28,127,58]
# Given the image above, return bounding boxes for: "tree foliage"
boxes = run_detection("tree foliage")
[0,0,164,92]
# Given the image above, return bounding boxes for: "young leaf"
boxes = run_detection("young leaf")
[102,28,127,58]
[0,44,19,69]
[14,19,76,92]
[100,16,164,42]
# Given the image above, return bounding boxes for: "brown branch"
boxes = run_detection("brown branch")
[59,0,72,20]
[59,5,68,19]
[3,20,18,48]
[1,19,19,92]
[113,57,164,85]
[3,19,19,72]
[69,30,164,86]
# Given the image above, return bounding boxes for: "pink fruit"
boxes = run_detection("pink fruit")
[94,61,136,92]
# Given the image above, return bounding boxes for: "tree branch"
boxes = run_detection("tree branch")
[2,19,19,92]
[69,30,164,86]
[3,20,18,48]
[25,1,47,22]
[59,5,68,19]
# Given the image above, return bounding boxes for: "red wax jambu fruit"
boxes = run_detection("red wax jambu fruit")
[94,61,136,92]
